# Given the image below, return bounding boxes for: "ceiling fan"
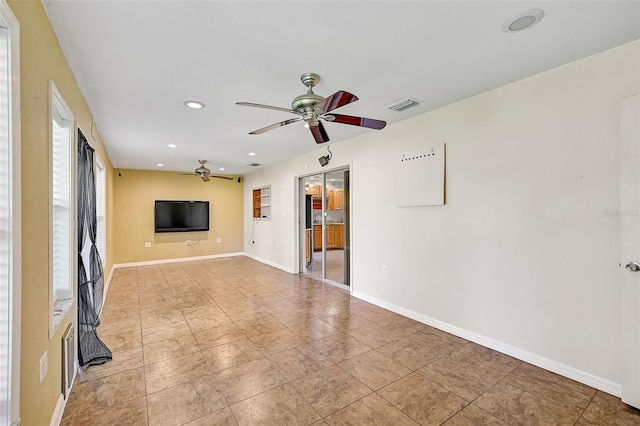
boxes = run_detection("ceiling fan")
[180,160,233,182]
[237,73,386,144]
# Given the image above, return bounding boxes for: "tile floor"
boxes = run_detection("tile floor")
[62,256,640,426]
[305,249,345,284]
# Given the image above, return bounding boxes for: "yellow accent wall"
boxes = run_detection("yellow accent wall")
[113,169,243,263]
[8,1,115,425]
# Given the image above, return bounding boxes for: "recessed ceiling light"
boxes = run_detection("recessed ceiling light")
[184,100,205,109]
[157,163,164,167]
[219,167,225,171]
[248,152,256,156]
[167,144,177,148]
[502,9,544,33]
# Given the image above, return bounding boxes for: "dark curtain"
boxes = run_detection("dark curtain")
[77,129,112,366]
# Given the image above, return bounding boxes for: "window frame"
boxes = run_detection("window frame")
[95,154,106,265]
[0,0,20,423]
[49,80,76,337]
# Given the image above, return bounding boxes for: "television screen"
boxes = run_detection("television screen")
[154,200,210,233]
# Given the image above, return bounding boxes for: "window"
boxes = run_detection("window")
[50,81,74,334]
[95,155,106,264]
[0,1,20,423]
[252,185,271,220]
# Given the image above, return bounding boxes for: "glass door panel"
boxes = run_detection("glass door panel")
[299,168,349,288]
[323,169,347,285]
[300,174,323,280]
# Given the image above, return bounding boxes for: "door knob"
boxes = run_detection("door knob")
[625,261,640,272]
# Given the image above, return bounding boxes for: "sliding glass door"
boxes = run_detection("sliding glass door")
[299,167,349,288]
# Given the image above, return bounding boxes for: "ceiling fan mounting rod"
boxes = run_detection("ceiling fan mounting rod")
[292,73,323,112]
[300,72,320,89]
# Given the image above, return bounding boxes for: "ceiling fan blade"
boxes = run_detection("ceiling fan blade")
[179,173,197,176]
[309,121,330,144]
[210,175,234,181]
[249,117,303,135]
[236,102,303,116]
[325,113,386,130]
[200,175,210,182]
[313,90,358,114]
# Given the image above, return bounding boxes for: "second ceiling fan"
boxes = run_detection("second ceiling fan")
[180,160,233,182]
[237,73,386,144]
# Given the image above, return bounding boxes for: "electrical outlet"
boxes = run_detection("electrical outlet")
[382,265,389,276]
[39,351,48,383]
[144,242,151,248]
[186,240,191,246]
[216,238,222,243]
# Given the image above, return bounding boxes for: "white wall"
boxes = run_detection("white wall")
[243,40,640,394]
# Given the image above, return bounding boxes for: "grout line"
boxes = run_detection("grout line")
[574,390,598,425]
[132,267,151,426]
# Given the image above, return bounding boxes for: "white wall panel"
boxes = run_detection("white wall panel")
[243,40,640,392]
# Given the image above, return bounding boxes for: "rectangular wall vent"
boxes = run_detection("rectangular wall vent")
[248,163,261,167]
[386,98,421,112]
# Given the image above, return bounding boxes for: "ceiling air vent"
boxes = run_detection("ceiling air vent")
[386,98,421,112]
[248,163,261,167]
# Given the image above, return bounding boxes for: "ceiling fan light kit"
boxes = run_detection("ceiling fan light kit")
[237,73,387,144]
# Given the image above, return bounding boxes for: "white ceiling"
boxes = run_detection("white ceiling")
[42,1,640,176]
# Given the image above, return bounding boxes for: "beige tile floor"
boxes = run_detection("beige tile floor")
[306,249,345,284]
[62,256,640,426]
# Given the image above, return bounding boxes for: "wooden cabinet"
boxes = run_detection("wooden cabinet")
[307,185,343,211]
[313,224,345,251]
[305,230,311,263]
[333,189,344,210]
[327,188,334,210]
[335,224,344,249]
[314,225,322,251]
[325,187,344,211]
[307,184,322,197]
[326,224,336,248]
[252,189,261,218]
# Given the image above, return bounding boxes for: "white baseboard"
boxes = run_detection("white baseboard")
[50,393,66,426]
[243,253,295,274]
[112,252,245,269]
[99,266,114,318]
[352,290,622,397]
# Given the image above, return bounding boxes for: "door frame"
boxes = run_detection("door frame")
[620,93,640,408]
[296,166,351,292]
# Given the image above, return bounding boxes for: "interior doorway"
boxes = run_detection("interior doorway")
[620,94,640,409]
[299,167,350,289]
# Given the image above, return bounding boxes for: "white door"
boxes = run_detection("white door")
[620,94,640,409]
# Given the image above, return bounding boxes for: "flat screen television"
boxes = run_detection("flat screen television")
[154,200,210,233]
